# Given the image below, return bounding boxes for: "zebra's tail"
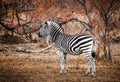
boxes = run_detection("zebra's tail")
[92,51,96,58]
[92,40,98,58]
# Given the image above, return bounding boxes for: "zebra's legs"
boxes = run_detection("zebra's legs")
[85,54,96,76]
[59,51,65,74]
[64,53,68,73]
[85,60,91,76]
[59,51,68,74]
[91,59,96,76]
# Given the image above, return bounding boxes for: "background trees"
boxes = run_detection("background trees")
[0,0,120,61]
[77,0,120,61]
[96,0,120,62]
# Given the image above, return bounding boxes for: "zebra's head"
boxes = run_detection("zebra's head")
[38,21,50,37]
[38,20,64,38]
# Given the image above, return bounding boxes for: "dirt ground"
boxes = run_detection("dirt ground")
[0,43,120,82]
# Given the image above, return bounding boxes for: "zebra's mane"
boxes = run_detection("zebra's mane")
[46,20,64,33]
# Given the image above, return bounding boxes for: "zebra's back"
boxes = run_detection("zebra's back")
[55,34,94,55]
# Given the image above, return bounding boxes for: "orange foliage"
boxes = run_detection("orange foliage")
[32,13,39,18]
[23,0,28,4]
[7,9,14,16]
[1,0,119,37]
[80,9,86,16]
[104,3,110,10]
[38,2,44,12]
[1,0,13,5]
[45,1,51,9]
[8,23,18,29]
[1,0,28,5]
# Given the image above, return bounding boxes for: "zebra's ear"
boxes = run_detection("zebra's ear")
[46,21,51,26]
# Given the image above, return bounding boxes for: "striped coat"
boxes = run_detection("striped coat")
[38,20,96,76]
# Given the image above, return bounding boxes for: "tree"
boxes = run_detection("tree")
[0,0,34,39]
[94,0,120,62]
[77,0,120,61]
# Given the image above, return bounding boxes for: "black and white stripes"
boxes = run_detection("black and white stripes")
[38,20,96,76]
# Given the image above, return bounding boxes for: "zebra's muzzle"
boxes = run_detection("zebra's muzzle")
[38,34,43,38]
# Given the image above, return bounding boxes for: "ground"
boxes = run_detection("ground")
[0,42,120,82]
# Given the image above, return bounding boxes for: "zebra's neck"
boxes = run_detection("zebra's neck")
[50,28,62,42]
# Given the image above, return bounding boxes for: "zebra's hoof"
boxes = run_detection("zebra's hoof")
[91,72,96,77]
[59,71,64,75]
[91,73,95,77]
[60,73,63,75]
[91,74,95,77]
[85,72,90,76]
[85,74,88,76]
[91,75,94,77]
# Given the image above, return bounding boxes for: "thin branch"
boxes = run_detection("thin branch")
[16,43,54,53]
[95,0,108,25]
[77,0,92,25]
[19,21,31,27]
[15,9,21,26]
[109,0,120,16]
[77,0,84,7]
[59,18,90,30]
[59,18,96,37]
[106,0,114,16]
[49,0,57,7]
[0,20,15,31]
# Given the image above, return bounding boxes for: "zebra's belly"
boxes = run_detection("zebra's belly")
[57,45,82,55]
[61,47,82,55]
[66,46,83,55]
[67,50,82,55]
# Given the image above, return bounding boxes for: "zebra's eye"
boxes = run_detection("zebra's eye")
[45,22,47,24]
[45,21,48,24]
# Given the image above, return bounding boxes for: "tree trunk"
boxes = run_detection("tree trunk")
[12,30,14,37]
[103,25,112,62]
[95,45,100,60]
[103,36,112,62]
[107,42,112,62]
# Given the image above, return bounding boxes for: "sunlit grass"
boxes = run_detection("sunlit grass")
[0,48,120,82]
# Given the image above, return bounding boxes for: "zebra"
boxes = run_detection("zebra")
[38,20,96,76]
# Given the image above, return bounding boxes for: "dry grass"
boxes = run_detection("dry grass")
[0,43,120,82]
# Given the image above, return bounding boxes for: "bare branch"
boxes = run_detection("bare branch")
[106,0,114,16]
[109,0,120,15]
[77,0,84,7]
[15,9,21,26]
[0,20,15,31]
[16,44,54,53]
[59,18,90,30]
[77,0,92,26]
